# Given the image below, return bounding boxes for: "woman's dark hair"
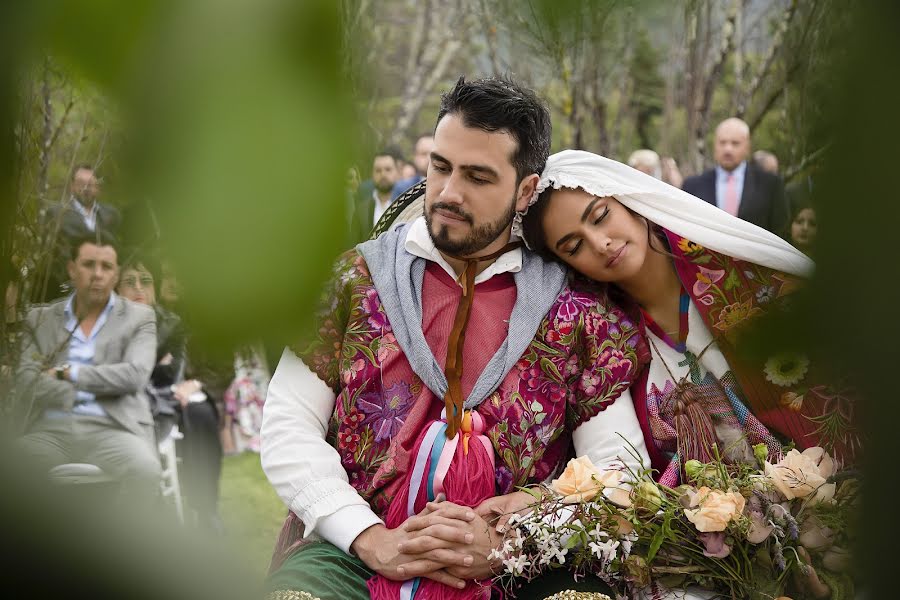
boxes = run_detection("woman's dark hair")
[521,186,557,260]
[119,249,163,296]
[789,195,816,221]
[436,76,552,183]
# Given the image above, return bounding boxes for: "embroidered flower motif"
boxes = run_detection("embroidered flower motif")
[343,358,366,385]
[755,285,776,304]
[764,353,810,387]
[693,266,726,296]
[342,407,364,429]
[361,288,389,330]
[713,298,764,333]
[677,237,705,257]
[555,291,593,322]
[377,332,397,362]
[358,382,414,442]
[338,430,360,452]
[780,391,804,412]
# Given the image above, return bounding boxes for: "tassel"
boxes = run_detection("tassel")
[368,412,496,600]
[674,384,718,470]
[268,511,306,575]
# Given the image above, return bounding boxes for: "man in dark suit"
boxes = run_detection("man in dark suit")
[15,232,161,499]
[41,165,122,300]
[682,118,788,235]
[348,150,400,244]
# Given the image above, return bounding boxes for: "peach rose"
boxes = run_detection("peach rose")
[764,447,837,502]
[551,457,633,506]
[684,486,747,533]
[551,456,604,504]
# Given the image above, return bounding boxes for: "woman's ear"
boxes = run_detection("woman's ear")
[515,174,540,213]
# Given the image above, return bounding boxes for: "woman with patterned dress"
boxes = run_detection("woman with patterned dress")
[515,150,858,600]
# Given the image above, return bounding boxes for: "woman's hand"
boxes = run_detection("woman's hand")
[172,379,203,408]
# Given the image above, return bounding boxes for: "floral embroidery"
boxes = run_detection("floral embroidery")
[358,382,414,442]
[666,230,860,464]
[297,251,646,515]
[713,298,764,336]
[677,237,705,257]
[763,353,810,387]
[693,266,726,296]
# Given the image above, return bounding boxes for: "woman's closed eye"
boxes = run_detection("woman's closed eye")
[592,206,610,225]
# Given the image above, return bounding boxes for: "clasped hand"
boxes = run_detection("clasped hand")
[353,494,525,589]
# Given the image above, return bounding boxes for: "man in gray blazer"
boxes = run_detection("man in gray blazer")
[16,232,161,498]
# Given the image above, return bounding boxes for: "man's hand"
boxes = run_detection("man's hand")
[351,517,474,590]
[399,501,504,580]
[475,490,536,533]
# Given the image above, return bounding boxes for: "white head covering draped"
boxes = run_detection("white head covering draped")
[512,150,814,277]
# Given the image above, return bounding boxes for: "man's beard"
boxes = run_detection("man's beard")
[424,195,517,257]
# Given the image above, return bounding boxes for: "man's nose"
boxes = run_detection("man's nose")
[439,174,464,204]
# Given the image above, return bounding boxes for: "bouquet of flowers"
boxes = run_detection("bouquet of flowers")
[489,444,859,600]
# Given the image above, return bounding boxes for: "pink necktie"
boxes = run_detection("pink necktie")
[724,173,739,216]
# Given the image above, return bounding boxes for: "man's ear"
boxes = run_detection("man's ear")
[66,260,76,282]
[515,173,540,213]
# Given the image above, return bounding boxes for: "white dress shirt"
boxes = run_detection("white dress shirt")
[260,218,649,554]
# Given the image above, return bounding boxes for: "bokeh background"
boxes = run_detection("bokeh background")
[0,1,896,598]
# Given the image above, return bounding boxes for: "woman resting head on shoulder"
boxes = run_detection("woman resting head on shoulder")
[517,150,858,482]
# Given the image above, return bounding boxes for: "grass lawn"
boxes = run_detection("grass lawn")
[218,451,287,581]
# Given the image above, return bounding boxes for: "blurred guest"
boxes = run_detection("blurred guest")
[399,161,417,180]
[627,149,662,178]
[41,165,122,301]
[788,199,817,257]
[683,117,788,234]
[117,254,223,529]
[15,233,160,501]
[390,134,434,199]
[628,149,684,188]
[222,345,270,454]
[660,156,684,188]
[349,149,400,244]
[753,149,780,175]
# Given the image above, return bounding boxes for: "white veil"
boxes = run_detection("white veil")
[513,150,813,277]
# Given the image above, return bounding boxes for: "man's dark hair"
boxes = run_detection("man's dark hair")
[69,163,96,181]
[436,76,552,182]
[69,231,119,262]
[374,148,402,166]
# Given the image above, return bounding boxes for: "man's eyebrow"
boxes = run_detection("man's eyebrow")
[430,152,500,179]
[581,196,602,223]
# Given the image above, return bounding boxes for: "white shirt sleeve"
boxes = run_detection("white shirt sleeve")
[260,347,383,553]
[572,389,650,477]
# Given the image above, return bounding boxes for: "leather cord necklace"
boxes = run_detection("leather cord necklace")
[441,241,521,439]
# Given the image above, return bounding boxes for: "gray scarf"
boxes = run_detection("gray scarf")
[357,222,567,410]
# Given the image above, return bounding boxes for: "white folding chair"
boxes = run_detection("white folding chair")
[157,423,185,524]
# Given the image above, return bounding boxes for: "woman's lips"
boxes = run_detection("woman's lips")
[606,243,627,268]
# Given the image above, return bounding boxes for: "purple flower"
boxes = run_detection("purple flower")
[358,382,414,442]
[697,531,732,558]
[362,288,389,330]
[555,291,593,322]
[495,465,514,494]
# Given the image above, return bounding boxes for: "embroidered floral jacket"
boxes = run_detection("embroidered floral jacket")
[295,250,647,519]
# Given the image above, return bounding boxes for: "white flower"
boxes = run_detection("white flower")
[620,532,637,558]
[588,538,620,564]
[589,523,609,541]
[763,353,810,387]
[502,554,531,576]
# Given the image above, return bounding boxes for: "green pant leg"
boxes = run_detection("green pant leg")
[266,541,374,600]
